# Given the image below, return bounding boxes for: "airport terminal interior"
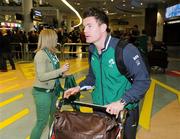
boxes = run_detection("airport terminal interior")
[0,0,180,139]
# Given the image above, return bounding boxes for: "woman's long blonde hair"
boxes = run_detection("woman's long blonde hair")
[36,29,58,53]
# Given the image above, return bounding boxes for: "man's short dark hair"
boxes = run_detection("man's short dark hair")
[83,7,109,28]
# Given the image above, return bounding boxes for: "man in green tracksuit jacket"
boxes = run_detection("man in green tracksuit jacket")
[64,7,150,139]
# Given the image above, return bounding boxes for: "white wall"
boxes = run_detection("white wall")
[156,9,164,41]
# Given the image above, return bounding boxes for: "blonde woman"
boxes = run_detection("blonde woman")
[30,29,69,139]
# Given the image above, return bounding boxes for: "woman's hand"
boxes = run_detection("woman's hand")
[60,63,70,74]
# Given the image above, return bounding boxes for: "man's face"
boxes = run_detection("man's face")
[83,16,103,43]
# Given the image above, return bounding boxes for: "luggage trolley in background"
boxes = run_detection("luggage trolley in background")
[49,99,127,139]
[148,41,168,73]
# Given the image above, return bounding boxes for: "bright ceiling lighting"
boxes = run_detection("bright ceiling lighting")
[167,20,180,24]
[61,0,82,28]
[107,12,117,15]
[76,2,80,5]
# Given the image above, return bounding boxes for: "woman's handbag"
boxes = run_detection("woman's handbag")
[63,75,81,111]
[64,75,80,101]
[49,99,127,139]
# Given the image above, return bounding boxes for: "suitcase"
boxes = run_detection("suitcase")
[148,48,168,73]
[49,99,127,139]
[148,41,168,72]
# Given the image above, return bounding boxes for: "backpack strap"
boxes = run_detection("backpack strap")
[89,41,133,83]
[115,40,133,83]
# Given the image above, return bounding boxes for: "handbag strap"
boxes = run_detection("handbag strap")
[43,48,64,95]
[116,109,128,139]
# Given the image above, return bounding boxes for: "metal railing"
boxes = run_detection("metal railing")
[9,42,90,61]
[60,43,89,60]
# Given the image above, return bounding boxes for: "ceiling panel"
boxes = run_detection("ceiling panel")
[46,0,179,18]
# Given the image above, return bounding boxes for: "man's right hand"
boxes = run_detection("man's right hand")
[63,86,80,98]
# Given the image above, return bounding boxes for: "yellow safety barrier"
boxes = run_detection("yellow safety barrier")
[139,78,180,130]
[139,79,156,130]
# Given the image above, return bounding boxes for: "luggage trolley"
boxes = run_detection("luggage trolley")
[148,41,168,73]
[49,99,127,139]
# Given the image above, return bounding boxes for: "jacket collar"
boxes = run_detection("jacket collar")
[89,34,111,54]
[102,34,111,52]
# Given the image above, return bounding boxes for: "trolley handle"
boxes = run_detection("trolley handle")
[72,100,106,110]
[57,85,95,109]
[56,99,106,111]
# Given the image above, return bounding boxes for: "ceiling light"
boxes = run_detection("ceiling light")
[140,2,143,6]
[167,20,180,24]
[107,12,117,15]
[105,10,109,14]
[61,0,82,28]
[5,0,9,4]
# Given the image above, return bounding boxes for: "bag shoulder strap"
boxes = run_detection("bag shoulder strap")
[115,40,132,83]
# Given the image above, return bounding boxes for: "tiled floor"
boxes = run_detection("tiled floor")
[0,57,180,139]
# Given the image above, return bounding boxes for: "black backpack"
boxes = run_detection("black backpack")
[89,40,149,83]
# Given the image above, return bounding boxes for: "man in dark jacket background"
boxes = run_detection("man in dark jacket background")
[0,29,15,72]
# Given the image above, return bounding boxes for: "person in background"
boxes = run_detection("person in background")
[64,7,150,139]
[28,30,38,58]
[68,27,80,58]
[0,29,16,72]
[80,28,87,57]
[30,29,69,139]
[129,25,140,45]
[131,25,140,36]
[0,31,3,70]
[137,29,148,55]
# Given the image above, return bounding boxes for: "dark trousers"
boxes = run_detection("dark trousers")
[1,53,15,70]
[123,107,139,139]
[0,54,2,69]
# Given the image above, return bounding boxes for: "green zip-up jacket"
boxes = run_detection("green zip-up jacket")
[79,35,150,110]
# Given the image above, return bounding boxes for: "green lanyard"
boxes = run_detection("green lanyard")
[43,48,64,96]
